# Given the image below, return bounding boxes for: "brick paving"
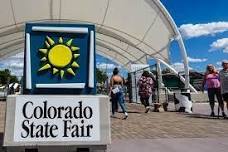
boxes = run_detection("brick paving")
[0,101,228,148]
[111,103,228,139]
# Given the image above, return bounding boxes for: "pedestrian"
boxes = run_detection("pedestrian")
[202,64,226,117]
[138,71,154,113]
[109,74,118,112]
[219,60,228,113]
[110,67,128,119]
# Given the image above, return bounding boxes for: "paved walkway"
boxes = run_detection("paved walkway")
[109,138,228,152]
[108,102,228,152]
[1,101,228,152]
[111,103,228,139]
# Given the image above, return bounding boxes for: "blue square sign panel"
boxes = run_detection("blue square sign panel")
[23,23,96,94]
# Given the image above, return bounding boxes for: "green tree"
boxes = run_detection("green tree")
[96,68,108,84]
[9,75,19,83]
[0,69,19,85]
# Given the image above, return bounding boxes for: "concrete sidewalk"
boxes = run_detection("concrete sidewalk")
[109,102,228,152]
[109,138,228,152]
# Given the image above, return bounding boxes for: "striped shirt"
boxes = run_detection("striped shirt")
[219,69,228,94]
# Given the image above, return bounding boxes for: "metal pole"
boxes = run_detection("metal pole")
[156,60,163,91]
[134,72,138,103]
[176,36,190,90]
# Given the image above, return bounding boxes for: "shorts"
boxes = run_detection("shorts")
[222,93,228,101]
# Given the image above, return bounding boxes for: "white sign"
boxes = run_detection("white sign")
[14,96,100,142]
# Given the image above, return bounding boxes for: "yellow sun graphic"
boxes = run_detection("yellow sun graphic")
[38,36,80,79]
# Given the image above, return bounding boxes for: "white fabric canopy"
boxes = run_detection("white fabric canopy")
[0,0,196,91]
[0,0,186,71]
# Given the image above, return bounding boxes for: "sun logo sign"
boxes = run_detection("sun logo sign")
[23,23,96,95]
[38,36,80,79]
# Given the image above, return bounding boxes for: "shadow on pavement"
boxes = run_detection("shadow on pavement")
[127,111,142,114]
[186,113,228,120]
[116,111,142,114]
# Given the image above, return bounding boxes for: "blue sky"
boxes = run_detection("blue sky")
[1,0,228,77]
[162,0,228,72]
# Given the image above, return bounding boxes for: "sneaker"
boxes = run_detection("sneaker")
[210,111,215,117]
[111,114,116,118]
[123,112,128,120]
[145,107,150,113]
[222,112,227,118]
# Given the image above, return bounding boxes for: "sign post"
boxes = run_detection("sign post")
[3,23,110,152]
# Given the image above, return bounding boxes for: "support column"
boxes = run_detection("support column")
[156,60,163,90]
[156,60,163,103]
[176,35,190,90]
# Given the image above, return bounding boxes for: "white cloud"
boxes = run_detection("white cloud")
[0,52,24,76]
[96,63,120,70]
[171,62,193,72]
[9,62,24,69]
[209,38,228,53]
[179,21,228,39]
[107,72,113,76]
[216,61,222,66]
[9,52,24,59]
[187,57,207,63]
[215,61,224,71]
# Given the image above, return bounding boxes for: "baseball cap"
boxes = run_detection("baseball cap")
[222,60,228,64]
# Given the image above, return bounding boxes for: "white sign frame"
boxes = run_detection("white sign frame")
[4,95,110,146]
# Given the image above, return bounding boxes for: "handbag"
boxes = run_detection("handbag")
[112,87,120,94]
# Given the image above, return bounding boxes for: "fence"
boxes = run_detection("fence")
[128,64,159,104]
